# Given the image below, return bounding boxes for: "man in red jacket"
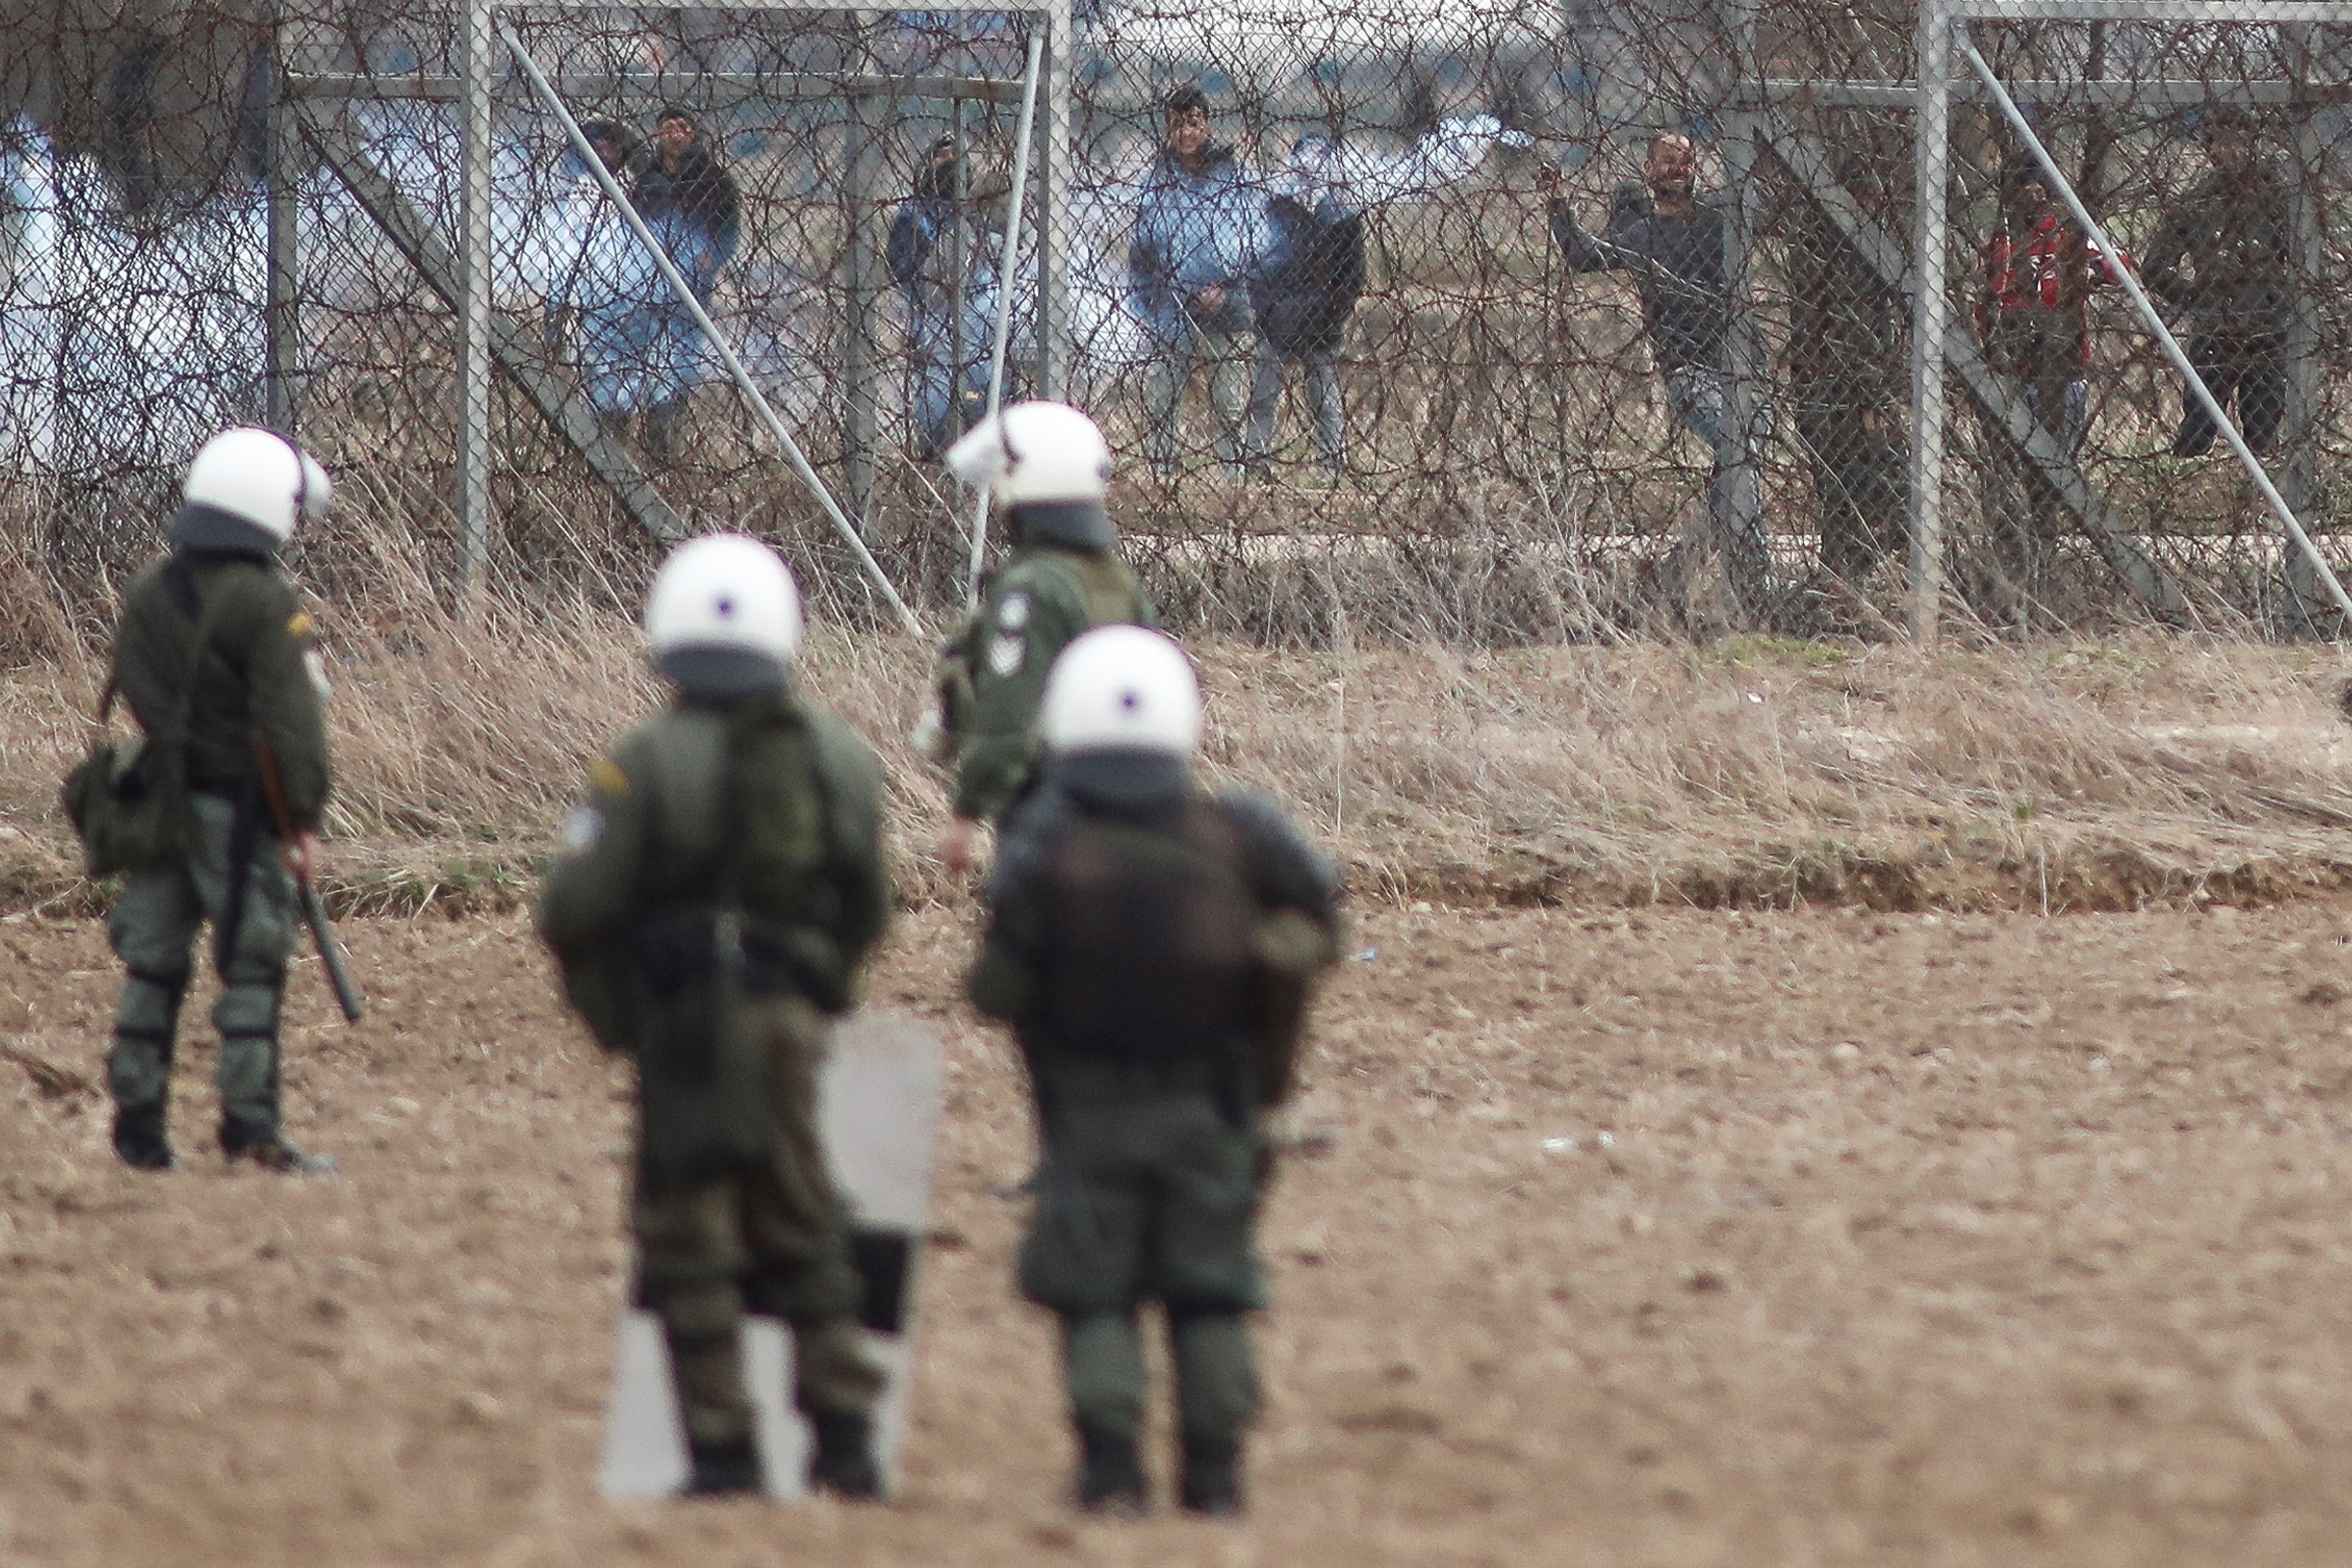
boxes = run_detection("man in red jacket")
[1975,156,2127,609]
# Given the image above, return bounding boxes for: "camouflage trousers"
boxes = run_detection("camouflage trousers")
[1021,1076,1264,1446]
[107,790,297,1148]
[633,993,884,1454]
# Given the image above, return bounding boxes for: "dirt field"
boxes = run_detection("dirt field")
[5,898,2352,1566]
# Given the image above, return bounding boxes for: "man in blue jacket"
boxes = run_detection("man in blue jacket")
[1127,86,1264,478]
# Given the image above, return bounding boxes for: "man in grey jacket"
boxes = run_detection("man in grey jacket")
[1127,85,1265,477]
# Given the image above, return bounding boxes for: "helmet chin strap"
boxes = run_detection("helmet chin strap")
[258,425,308,528]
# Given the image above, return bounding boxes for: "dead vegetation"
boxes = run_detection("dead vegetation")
[6,571,2352,918]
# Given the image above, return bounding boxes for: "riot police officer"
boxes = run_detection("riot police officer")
[969,626,1341,1515]
[98,426,336,1174]
[924,400,1157,872]
[538,534,891,1498]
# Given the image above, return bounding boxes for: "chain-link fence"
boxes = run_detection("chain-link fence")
[2,0,2348,641]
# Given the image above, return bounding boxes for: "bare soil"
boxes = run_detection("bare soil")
[5,898,2352,1565]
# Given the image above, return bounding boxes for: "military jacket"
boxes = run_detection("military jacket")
[538,689,891,1034]
[110,548,331,829]
[970,773,1339,1105]
[949,544,1157,823]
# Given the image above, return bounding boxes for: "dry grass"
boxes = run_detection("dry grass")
[7,578,2352,917]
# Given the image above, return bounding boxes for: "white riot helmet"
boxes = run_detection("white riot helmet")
[1040,625,1202,758]
[169,426,333,554]
[644,533,803,696]
[943,399,1117,550]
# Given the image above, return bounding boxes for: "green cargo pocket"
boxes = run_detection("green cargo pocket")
[1017,1158,1139,1314]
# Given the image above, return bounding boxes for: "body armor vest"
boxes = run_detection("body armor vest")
[1038,799,1258,1065]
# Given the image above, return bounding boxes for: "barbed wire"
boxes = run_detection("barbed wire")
[1,1,2345,640]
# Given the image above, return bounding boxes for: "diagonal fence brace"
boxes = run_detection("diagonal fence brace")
[294,100,687,547]
[1763,124,2189,625]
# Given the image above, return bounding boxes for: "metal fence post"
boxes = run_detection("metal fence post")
[458,0,495,591]
[1717,0,1771,623]
[2282,27,2327,631]
[1037,0,1073,399]
[1908,0,1955,642]
[264,4,300,435]
[842,36,882,536]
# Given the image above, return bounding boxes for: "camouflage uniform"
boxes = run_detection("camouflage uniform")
[970,761,1339,1510]
[538,688,890,1488]
[942,543,1157,823]
[104,547,330,1167]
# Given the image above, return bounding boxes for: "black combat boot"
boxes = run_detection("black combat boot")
[1075,1424,1146,1516]
[684,1436,763,1497]
[112,1104,178,1171]
[806,1411,882,1500]
[1179,1434,1244,1517]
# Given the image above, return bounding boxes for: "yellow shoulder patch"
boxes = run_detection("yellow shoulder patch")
[286,611,315,639]
[590,757,633,799]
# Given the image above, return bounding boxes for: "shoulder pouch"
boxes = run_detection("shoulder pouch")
[61,564,233,876]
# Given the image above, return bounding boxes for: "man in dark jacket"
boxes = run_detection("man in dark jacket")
[631,107,743,460]
[1127,85,1265,476]
[1244,134,1366,472]
[100,426,336,1173]
[538,534,890,1499]
[2144,108,2294,458]
[1544,133,1770,616]
[970,625,1341,1516]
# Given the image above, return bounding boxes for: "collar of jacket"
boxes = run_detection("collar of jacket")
[1051,750,1193,813]
[165,504,280,560]
[1151,142,1236,181]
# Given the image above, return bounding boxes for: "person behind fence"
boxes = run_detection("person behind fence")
[551,117,690,454]
[967,625,1342,1516]
[1975,155,2127,603]
[1128,84,1266,477]
[1978,155,2122,458]
[1243,134,1366,474]
[631,106,743,461]
[547,120,640,317]
[537,534,892,1500]
[1783,154,1906,595]
[1541,133,1769,616]
[920,400,1157,876]
[90,427,337,1175]
[888,132,1006,462]
[2143,107,2293,460]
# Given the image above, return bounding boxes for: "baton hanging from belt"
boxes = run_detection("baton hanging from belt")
[250,732,364,1023]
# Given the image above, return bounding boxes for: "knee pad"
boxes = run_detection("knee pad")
[116,965,189,1039]
[213,979,285,1043]
[648,1278,742,1346]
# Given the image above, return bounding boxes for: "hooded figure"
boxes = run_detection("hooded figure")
[1243,135,1366,470]
[887,134,1016,459]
